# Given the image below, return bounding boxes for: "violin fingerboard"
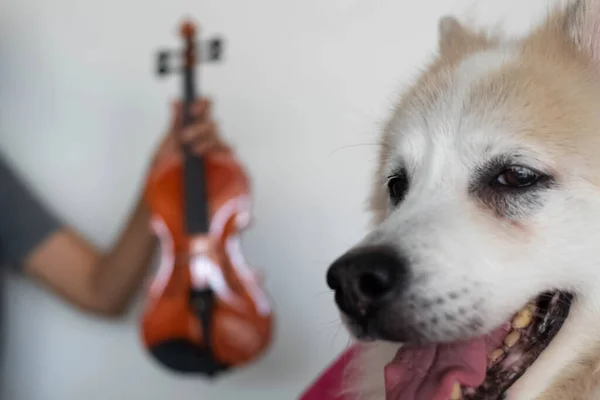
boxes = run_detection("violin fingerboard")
[184,154,210,234]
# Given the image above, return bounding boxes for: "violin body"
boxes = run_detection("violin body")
[140,20,274,376]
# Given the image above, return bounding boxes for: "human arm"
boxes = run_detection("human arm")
[22,201,154,317]
[2,99,226,317]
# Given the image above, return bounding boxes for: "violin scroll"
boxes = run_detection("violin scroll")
[157,20,223,77]
[180,20,196,39]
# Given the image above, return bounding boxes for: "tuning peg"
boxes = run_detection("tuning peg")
[208,38,223,61]
[157,50,171,75]
[197,38,224,62]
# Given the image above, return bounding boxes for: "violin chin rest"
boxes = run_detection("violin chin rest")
[149,339,230,378]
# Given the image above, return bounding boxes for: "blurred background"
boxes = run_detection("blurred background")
[0,0,559,399]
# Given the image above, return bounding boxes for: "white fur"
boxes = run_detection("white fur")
[370,46,578,342]
[337,0,600,398]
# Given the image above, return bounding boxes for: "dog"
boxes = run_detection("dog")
[326,0,600,399]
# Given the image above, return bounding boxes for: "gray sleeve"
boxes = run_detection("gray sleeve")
[0,156,62,268]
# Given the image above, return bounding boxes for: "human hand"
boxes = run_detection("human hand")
[151,98,230,171]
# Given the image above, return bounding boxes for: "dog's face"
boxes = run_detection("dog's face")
[327,2,600,345]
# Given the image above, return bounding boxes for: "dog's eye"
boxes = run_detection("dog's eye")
[493,166,541,188]
[387,171,409,205]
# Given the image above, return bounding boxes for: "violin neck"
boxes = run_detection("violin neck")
[182,60,197,125]
[182,63,210,235]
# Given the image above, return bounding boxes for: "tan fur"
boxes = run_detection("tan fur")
[475,16,600,398]
[369,18,499,226]
[351,1,600,399]
[537,345,600,400]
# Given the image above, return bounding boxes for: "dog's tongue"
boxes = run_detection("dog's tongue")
[384,326,509,400]
[384,339,485,400]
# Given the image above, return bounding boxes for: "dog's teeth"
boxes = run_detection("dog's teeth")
[512,307,533,329]
[504,331,521,348]
[489,348,504,363]
[450,382,462,399]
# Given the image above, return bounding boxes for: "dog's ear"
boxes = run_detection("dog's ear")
[565,0,600,61]
[438,16,467,53]
[437,16,485,56]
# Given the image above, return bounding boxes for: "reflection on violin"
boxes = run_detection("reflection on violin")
[140,19,274,377]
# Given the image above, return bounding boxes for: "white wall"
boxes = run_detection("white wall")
[0,0,555,399]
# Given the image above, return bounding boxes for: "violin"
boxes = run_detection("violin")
[140,19,274,377]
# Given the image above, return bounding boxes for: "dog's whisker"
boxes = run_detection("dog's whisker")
[314,290,332,298]
[330,324,343,346]
[314,318,342,334]
[343,337,354,351]
[535,293,573,308]
[530,311,567,322]
[313,320,343,338]
[318,318,341,327]
[327,142,392,158]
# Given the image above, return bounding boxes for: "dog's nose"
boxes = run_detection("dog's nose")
[326,246,406,318]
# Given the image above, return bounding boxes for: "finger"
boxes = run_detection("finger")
[191,138,229,151]
[207,140,231,156]
[180,124,215,145]
[214,140,231,152]
[192,98,211,119]
[168,100,184,131]
[181,122,217,143]
[191,137,221,155]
